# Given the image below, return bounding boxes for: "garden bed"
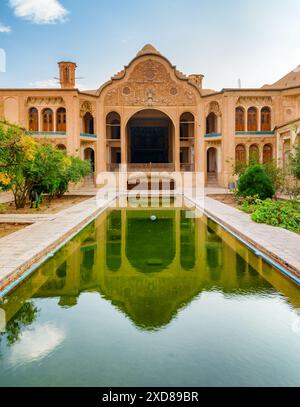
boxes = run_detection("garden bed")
[208,194,300,234]
[0,222,30,238]
[0,195,91,215]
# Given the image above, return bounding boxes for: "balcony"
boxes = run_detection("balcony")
[106,163,195,172]
[204,133,222,138]
[25,131,66,137]
[235,131,274,136]
[80,133,97,139]
[180,163,195,172]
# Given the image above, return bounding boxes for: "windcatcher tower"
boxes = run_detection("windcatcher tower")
[58,61,77,89]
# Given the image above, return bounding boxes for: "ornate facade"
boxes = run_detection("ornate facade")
[0,44,300,187]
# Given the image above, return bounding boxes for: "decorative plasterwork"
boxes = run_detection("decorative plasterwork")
[112,69,126,80]
[236,96,273,106]
[206,101,221,116]
[104,59,197,107]
[80,100,96,117]
[205,140,221,146]
[25,96,65,107]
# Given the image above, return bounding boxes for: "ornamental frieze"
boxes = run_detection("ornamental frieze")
[80,100,96,117]
[206,101,221,116]
[237,96,273,106]
[104,59,197,107]
[25,96,65,107]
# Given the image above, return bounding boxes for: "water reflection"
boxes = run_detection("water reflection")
[1,206,299,335]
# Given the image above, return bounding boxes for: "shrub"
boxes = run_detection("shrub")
[238,195,261,214]
[251,199,300,232]
[0,122,91,208]
[237,165,275,200]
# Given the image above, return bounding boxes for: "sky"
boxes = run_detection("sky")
[0,0,300,91]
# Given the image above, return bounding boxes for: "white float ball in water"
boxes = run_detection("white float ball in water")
[150,215,157,221]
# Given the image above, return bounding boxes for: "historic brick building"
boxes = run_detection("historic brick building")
[0,44,299,187]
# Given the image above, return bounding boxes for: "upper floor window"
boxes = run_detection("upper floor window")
[247,107,258,132]
[261,107,271,132]
[42,108,54,132]
[180,112,195,139]
[56,107,66,132]
[235,107,245,131]
[106,112,121,140]
[206,112,217,134]
[28,107,38,132]
[83,112,94,135]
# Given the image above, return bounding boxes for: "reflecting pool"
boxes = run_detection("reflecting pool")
[1,203,300,387]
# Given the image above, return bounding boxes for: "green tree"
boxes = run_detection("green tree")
[0,122,91,208]
[237,164,275,200]
[0,123,38,208]
[290,142,300,180]
[263,160,285,194]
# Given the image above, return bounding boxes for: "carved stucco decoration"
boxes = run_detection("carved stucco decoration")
[206,101,221,116]
[104,59,197,107]
[80,100,96,117]
[237,96,273,106]
[25,96,65,107]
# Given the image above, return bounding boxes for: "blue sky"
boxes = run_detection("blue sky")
[0,0,300,90]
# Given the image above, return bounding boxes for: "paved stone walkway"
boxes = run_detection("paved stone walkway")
[0,193,116,293]
[187,194,300,276]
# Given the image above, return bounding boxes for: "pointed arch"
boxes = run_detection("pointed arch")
[247,107,258,132]
[263,144,273,164]
[83,112,94,135]
[106,112,121,140]
[261,107,271,132]
[28,107,38,131]
[235,144,246,164]
[206,112,217,134]
[235,107,245,131]
[42,108,54,132]
[56,107,66,132]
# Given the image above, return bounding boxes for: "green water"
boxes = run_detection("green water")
[1,204,300,387]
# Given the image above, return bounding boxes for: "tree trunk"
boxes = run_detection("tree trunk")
[12,183,29,209]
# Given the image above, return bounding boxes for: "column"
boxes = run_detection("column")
[194,107,203,174]
[222,96,236,188]
[96,103,106,174]
[257,108,261,132]
[174,121,180,171]
[121,120,127,166]
[65,94,80,156]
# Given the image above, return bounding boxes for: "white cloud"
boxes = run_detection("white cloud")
[29,78,59,88]
[9,0,69,24]
[0,23,12,33]
[9,323,65,365]
[77,82,97,91]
